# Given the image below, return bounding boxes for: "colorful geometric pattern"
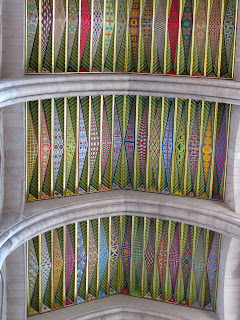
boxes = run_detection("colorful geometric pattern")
[88,220,98,298]
[99,219,109,297]
[27,101,39,200]
[41,233,52,312]
[28,238,39,314]
[40,101,51,199]
[79,100,88,193]
[223,0,237,77]
[68,0,79,71]
[182,226,192,296]
[26,0,238,77]
[53,99,64,196]
[144,219,155,294]
[103,0,115,71]
[92,0,103,71]
[213,105,230,199]
[121,216,132,291]
[90,99,100,191]
[77,223,87,303]
[80,0,91,71]
[41,0,53,72]
[54,0,66,72]
[129,0,140,71]
[53,228,64,309]
[149,98,161,190]
[115,0,127,71]
[124,99,135,188]
[162,101,173,192]
[27,0,39,72]
[101,97,112,189]
[140,0,152,72]
[136,98,148,189]
[66,98,77,195]
[65,225,75,305]
[187,103,200,196]
[112,99,122,189]
[27,96,230,201]
[28,216,221,316]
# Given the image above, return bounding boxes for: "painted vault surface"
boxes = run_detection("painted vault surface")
[27,96,230,200]
[27,216,221,316]
[26,0,238,77]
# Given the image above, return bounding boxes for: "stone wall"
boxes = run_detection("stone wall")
[225,105,240,213]
[2,0,24,78]
[0,261,6,320]
[5,244,26,320]
[222,237,240,320]
[2,103,25,220]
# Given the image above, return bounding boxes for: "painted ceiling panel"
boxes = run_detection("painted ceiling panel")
[26,0,238,77]
[27,216,221,316]
[26,96,230,201]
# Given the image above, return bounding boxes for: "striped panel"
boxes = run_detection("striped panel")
[101,99,112,190]
[136,97,148,189]
[90,97,101,191]
[186,101,200,196]
[80,0,91,71]
[112,96,123,188]
[41,100,52,198]
[41,0,53,72]
[208,0,221,76]
[99,219,109,297]
[92,0,104,71]
[54,99,64,196]
[129,0,140,71]
[55,0,66,72]
[104,0,115,71]
[102,96,113,188]
[65,225,75,305]
[66,98,77,194]
[88,220,98,299]
[79,97,89,192]
[141,0,153,72]
[42,231,52,311]
[77,221,87,302]
[27,101,39,200]
[161,100,173,193]
[213,104,230,199]
[115,0,127,71]
[27,0,39,71]
[167,0,180,74]
[28,238,40,315]
[53,228,64,308]
[67,0,79,71]
[223,0,237,77]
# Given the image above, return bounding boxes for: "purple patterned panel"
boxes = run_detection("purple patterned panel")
[162,107,173,186]
[78,105,88,193]
[124,104,135,185]
[65,226,75,305]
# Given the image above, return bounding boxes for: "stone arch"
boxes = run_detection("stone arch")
[225,105,240,213]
